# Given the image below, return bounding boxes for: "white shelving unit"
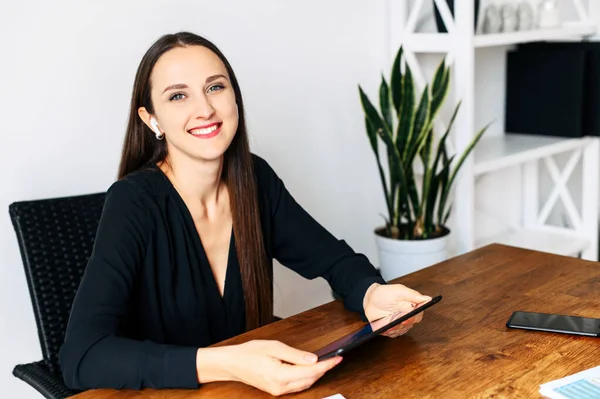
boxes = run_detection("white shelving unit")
[473,134,592,176]
[404,22,597,52]
[390,0,600,261]
[476,226,589,258]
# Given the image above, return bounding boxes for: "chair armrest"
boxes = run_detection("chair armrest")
[13,360,80,399]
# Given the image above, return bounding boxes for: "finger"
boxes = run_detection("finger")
[280,356,342,381]
[267,341,318,365]
[386,328,411,338]
[401,312,424,325]
[383,324,412,337]
[309,356,342,376]
[386,323,412,333]
[384,329,409,338]
[392,285,432,303]
[282,358,341,392]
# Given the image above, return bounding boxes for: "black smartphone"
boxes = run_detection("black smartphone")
[506,310,600,337]
[314,295,442,361]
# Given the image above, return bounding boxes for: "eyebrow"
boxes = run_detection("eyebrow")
[162,74,228,94]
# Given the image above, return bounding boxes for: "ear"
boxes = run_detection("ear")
[138,107,159,133]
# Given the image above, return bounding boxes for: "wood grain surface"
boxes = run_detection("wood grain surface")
[70,244,600,398]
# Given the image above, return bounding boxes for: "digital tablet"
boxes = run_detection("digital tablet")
[314,295,442,361]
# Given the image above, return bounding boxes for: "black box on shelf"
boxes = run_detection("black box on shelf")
[505,41,600,138]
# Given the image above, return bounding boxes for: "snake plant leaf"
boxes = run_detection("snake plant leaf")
[439,146,450,201]
[431,101,461,179]
[374,121,410,227]
[404,89,432,169]
[445,122,492,198]
[424,173,440,231]
[365,118,393,218]
[397,66,415,157]
[426,101,457,228]
[390,46,404,114]
[362,107,379,156]
[388,152,398,224]
[411,85,431,153]
[379,76,397,210]
[439,122,492,224]
[404,168,420,226]
[409,87,432,162]
[360,86,396,222]
[436,154,455,226]
[359,86,390,136]
[443,204,452,225]
[379,75,393,131]
[429,67,450,132]
[431,58,446,96]
[417,129,434,221]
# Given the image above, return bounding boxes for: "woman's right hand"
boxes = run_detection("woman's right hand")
[198,340,342,396]
[232,340,342,396]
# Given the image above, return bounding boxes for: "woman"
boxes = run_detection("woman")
[59,32,431,396]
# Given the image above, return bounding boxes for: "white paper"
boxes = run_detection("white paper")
[322,395,347,399]
[539,365,600,399]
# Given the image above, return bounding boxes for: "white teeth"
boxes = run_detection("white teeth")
[190,124,219,135]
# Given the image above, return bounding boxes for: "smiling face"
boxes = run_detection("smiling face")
[139,45,239,163]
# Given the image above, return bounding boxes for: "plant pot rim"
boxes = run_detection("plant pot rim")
[374,225,451,241]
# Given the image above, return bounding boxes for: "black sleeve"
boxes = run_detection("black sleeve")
[256,157,386,315]
[59,180,199,390]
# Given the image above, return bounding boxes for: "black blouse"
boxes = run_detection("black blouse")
[59,155,385,390]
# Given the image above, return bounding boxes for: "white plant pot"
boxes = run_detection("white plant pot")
[374,228,450,282]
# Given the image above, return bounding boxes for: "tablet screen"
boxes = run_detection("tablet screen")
[313,295,442,361]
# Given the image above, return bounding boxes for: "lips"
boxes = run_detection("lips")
[188,122,222,139]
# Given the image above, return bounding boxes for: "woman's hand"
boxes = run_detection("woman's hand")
[362,283,431,338]
[197,340,341,396]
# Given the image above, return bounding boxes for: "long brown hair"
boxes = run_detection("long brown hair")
[118,32,272,331]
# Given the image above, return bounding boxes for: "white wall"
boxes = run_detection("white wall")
[1,1,389,396]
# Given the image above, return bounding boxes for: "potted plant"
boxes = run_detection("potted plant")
[358,46,490,281]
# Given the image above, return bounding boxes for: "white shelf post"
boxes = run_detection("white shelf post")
[587,0,600,36]
[452,0,476,254]
[523,161,539,229]
[581,138,599,260]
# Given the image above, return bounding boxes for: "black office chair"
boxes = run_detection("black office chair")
[10,192,106,399]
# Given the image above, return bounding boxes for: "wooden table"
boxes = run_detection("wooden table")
[71,244,600,398]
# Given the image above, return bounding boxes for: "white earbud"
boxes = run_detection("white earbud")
[150,118,160,134]
[150,118,164,140]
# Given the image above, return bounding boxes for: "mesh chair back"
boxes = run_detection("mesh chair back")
[9,192,106,374]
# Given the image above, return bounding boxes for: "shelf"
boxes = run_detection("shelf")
[474,22,596,48]
[474,134,590,176]
[476,227,589,258]
[404,23,596,53]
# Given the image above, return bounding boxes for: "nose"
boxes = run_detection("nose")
[192,94,215,120]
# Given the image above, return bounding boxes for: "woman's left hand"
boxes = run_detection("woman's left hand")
[362,283,431,338]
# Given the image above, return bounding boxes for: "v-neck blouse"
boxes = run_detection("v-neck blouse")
[59,155,386,390]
